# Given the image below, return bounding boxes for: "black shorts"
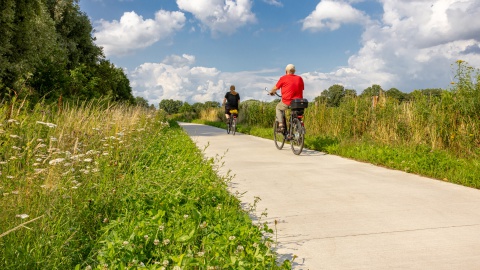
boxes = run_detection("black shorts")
[225,107,238,115]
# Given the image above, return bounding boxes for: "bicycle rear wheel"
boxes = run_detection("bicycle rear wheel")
[290,118,304,155]
[226,118,231,134]
[232,117,236,135]
[273,120,285,149]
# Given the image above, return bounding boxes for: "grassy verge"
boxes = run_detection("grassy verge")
[0,100,291,269]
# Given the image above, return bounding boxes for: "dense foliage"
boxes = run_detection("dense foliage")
[0,0,135,104]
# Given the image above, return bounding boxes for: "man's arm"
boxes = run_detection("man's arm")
[270,86,279,95]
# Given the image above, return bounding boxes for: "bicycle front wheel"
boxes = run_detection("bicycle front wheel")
[290,118,304,155]
[273,120,285,150]
[232,118,236,135]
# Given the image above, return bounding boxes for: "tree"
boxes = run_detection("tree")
[385,88,407,102]
[360,84,383,97]
[159,99,183,114]
[320,84,345,107]
[135,96,150,108]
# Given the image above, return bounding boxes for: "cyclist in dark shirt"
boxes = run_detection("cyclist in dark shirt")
[223,85,240,123]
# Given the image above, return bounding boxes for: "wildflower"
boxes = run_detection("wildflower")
[102,152,109,156]
[49,158,65,165]
[199,221,207,229]
[36,121,57,128]
[183,214,189,219]
[50,137,58,142]
[173,266,182,270]
[197,251,205,257]
[16,214,29,219]
[12,146,21,150]
[229,236,236,241]
[144,235,149,240]
[253,243,259,248]
[163,239,170,245]
[85,266,92,270]
[7,119,19,124]
[159,225,165,231]
[84,158,93,163]
[123,241,129,246]
[162,260,169,267]
[216,204,222,210]
[9,134,20,139]
[237,245,244,252]
[0,161,7,164]
[7,176,14,179]
[153,239,160,245]
[34,169,46,174]
[36,144,47,149]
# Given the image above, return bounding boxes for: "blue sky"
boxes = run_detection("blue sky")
[79,0,480,105]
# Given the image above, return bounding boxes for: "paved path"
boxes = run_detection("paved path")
[179,122,480,270]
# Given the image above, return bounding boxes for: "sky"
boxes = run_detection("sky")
[79,0,480,106]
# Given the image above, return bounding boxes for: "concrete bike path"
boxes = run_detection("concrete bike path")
[179,122,480,270]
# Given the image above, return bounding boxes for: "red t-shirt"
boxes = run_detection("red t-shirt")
[275,74,304,105]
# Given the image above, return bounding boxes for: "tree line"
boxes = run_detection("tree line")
[0,0,136,105]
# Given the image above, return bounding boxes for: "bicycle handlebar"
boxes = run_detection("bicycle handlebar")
[265,87,281,97]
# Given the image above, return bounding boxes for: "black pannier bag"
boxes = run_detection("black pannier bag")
[290,98,308,110]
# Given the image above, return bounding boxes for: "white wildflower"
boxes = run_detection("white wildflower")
[122,241,129,245]
[83,158,93,163]
[144,235,149,240]
[49,158,65,165]
[9,134,20,139]
[12,146,21,150]
[229,236,236,241]
[153,239,160,245]
[163,239,170,245]
[162,260,169,267]
[197,251,205,257]
[36,144,47,149]
[50,137,58,141]
[16,214,29,219]
[7,176,14,179]
[7,119,19,123]
[183,214,189,219]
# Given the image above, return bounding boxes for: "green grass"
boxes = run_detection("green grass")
[0,99,292,269]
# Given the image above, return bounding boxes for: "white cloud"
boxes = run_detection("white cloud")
[129,54,286,105]
[302,0,369,31]
[176,0,256,35]
[263,0,283,7]
[302,0,480,93]
[94,10,185,56]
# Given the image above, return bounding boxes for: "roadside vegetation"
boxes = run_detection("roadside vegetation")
[0,98,291,269]
[188,61,480,189]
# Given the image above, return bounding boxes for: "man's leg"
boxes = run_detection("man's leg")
[275,102,288,128]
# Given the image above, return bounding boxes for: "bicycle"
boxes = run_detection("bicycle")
[226,109,238,135]
[266,88,308,155]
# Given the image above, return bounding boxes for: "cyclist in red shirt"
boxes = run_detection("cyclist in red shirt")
[269,64,304,130]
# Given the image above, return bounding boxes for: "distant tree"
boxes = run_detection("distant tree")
[360,84,383,97]
[204,101,221,108]
[159,99,183,114]
[135,96,150,108]
[179,102,193,113]
[321,84,345,107]
[385,88,407,102]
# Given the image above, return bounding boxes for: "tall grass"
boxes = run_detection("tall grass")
[0,98,289,269]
